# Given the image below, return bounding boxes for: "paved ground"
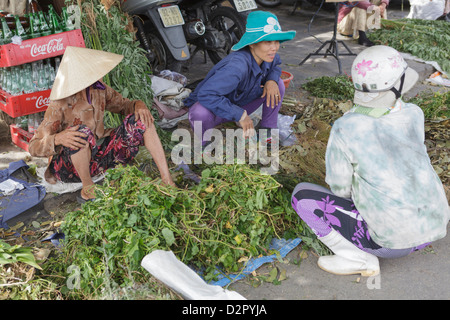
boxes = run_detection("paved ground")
[1,2,449,300]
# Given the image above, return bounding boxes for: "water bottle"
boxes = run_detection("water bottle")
[54,57,61,74]
[23,65,34,94]
[37,63,48,91]
[10,67,21,96]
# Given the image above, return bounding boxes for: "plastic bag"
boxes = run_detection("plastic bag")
[277,114,297,146]
[158,70,188,87]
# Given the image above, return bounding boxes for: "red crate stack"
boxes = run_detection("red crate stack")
[0,29,86,151]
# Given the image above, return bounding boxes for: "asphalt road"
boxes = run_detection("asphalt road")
[1,1,448,301]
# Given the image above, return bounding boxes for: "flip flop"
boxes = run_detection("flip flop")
[76,193,95,204]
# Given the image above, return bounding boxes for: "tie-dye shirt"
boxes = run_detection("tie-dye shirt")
[325,100,449,249]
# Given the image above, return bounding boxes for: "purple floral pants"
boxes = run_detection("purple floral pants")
[291,183,429,258]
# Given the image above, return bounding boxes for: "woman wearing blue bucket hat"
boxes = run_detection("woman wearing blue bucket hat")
[184,11,296,146]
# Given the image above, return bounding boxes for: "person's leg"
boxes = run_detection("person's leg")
[337,7,374,46]
[291,182,430,275]
[101,114,175,187]
[243,77,284,130]
[143,119,175,187]
[48,125,97,200]
[71,142,96,200]
[188,102,228,147]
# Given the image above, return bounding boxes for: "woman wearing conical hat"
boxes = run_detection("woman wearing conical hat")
[28,46,175,202]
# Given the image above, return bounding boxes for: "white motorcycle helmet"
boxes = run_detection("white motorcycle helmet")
[351,45,419,108]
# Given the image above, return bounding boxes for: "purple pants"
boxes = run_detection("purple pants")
[188,78,285,145]
[291,182,430,259]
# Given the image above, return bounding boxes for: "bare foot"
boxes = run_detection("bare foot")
[81,184,96,200]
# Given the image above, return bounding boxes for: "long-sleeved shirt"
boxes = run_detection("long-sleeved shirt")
[325,100,449,249]
[183,47,282,122]
[28,81,144,182]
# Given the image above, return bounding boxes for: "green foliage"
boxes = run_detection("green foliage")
[407,90,450,120]
[368,19,450,74]
[0,240,41,270]
[46,164,304,297]
[302,75,354,101]
[78,0,154,128]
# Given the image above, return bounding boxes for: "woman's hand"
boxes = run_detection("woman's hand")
[261,80,280,108]
[54,125,87,150]
[379,2,387,16]
[239,110,255,138]
[135,104,155,128]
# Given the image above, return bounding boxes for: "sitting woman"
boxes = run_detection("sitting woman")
[183,11,295,146]
[29,46,175,203]
[291,46,449,276]
[337,0,389,47]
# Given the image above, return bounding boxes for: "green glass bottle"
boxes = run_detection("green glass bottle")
[50,11,63,34]
[38,11,51,36]
[1,17,13,44]
[28,13,41,38]
[14,15,29,40]
[61,7,75,31]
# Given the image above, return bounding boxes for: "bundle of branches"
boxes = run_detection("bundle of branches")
[368,19,450,75]
[76,0,154,128]
[46,164,303,298]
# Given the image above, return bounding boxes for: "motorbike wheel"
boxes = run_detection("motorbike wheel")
[255,0,282,7]
[207,6,246,64]
[142,32,168,74]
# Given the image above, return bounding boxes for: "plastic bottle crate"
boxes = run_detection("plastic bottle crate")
[0,88,51,117]
[0,29,85,67]
[10,124,33,152]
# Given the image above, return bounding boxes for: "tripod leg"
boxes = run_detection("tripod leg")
[340,40,357,56]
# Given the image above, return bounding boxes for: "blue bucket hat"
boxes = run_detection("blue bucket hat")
[231,11,296,51]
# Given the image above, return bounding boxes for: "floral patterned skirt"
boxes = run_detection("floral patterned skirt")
[50,114,145,183]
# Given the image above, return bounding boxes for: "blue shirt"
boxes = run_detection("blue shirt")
[184,47,282,122]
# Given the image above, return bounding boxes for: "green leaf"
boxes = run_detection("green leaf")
[162,228,175,247]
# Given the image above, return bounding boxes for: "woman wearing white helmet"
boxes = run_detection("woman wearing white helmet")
[291,46,449,276]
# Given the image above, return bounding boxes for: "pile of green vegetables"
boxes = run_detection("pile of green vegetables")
[43,164,304,298]
[302,75,354,101]
[368,19,450,75]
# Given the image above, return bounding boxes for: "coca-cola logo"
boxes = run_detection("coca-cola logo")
[36,96,50,109]
[30,38,64,57]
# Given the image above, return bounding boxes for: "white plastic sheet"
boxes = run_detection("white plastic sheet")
[141,250,246,300]
[407,0,445,20]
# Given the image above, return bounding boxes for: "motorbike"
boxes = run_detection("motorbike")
[121,0,256,74]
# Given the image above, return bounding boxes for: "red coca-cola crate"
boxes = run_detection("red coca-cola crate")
[10,124,33,152]
[0,88,51,117]
[0,29,85,67]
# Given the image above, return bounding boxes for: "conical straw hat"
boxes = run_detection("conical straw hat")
[49,46,124,100]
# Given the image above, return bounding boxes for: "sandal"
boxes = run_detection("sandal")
[77,193,95,204]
